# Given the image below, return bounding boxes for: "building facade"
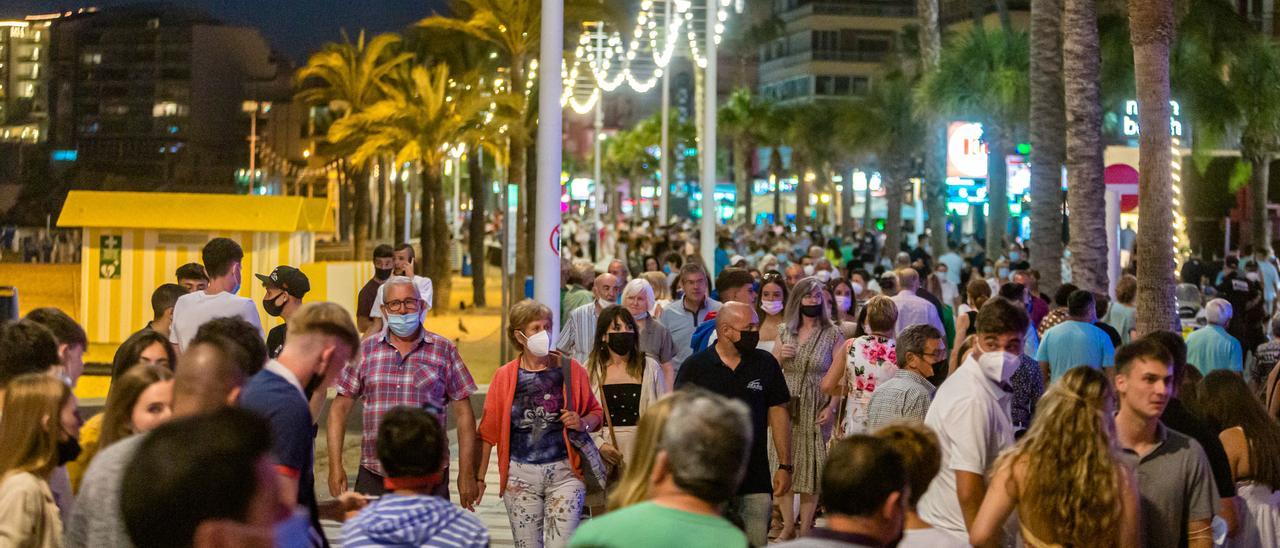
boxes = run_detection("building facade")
[0,16,53,143]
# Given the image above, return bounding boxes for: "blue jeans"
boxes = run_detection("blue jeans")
[726,492,772,547]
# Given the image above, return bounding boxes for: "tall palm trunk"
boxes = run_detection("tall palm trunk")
[771,147,784,223]
[863,170,874,232]
[509,57,531,287]
[376,156,388,240]
[352,161,371,260]
[1029,0,1066,296]
[816,167,830,227]
[884,163,909,260]
[918,0,949,253]
[429,161,452,312]
[795,155,811,233]
[1130,0,1179,334]
[841,163,855,235]
[735,138,753,224]
[393,161,406,245]
[1246,147,1272,248]
[985,124,1010,260]
[1065,0,1108,295]
[421,164,437,272]
[468,151,487,306]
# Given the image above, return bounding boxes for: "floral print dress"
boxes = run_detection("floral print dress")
[840,335,897,437]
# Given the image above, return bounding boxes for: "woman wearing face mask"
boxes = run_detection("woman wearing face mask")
[756,272,788,354]
[770,277,845,540]
[619,279,676,392]
[108,330,175,382]
[827,278,859,339]
[477,299,603,547]
[0,373,82,546]
[584,306,669,514]
[67,363,173,493]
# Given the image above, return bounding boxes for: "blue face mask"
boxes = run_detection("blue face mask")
[386,311,421,337]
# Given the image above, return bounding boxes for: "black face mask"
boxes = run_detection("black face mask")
[57,434,82,466]
[374,267,393,281]
[606,332,636,355]
[263,294,286,317]
[734,330,760,354]
[800,304,823,318]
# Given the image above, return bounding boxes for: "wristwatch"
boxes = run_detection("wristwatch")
[777,464,794,473]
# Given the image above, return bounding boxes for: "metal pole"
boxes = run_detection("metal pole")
[658,0,673,225]
[699,0,717,269]
[248,107,257,195]
[453,155,462,239]
[1106,190,1120,300]
[593,91,605,262]
[536,0,564,334]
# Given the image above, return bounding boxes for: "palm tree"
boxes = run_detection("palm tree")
[1130,0,1178,335]
[1028,0,1066,296]
[917,0,949,254]
[295,31,413,260]
[329,64,506,311]
[785,102,841,233]
[1064,0,1108,295]
[918,28,1030,260]
[719,88,766,224]
[844,72,924,260]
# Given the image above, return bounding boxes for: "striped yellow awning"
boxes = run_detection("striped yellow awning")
[57,191,334,233]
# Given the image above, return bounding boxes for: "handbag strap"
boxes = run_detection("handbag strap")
[598,382,618,447]
[560,353,575,411]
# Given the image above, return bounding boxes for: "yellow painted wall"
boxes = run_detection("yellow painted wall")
[0,263,81,320]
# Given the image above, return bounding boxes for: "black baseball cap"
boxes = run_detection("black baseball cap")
[255,266,310,299]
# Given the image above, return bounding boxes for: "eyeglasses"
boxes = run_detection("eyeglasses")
[385,298,421,312]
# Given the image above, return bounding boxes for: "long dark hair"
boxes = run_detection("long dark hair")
[111,330,176,382]
[826,277,856,320]
[587,306,646,384]
[1198,370,1280,490]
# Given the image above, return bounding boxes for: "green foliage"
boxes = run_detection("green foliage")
[917,27,1030,136]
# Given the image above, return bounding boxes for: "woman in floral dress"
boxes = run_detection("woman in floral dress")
[770,277,844,540]
[822,295,899,437]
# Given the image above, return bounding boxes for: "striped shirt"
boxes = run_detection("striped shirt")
[557,302,600,365]
[341,494,488,547]
[866,369,936,430]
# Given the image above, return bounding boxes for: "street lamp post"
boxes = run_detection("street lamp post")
[242,100,270,195]
[658,0,673,225]
[699,0,717,269]
[536,0,565,332]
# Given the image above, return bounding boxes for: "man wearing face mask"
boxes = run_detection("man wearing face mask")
[917,298,1027,543]
[558,273,623,365]
[257,266,311,360]
[367,244,435,337]
[357,245,396,334]
[240,303,364,546]
[676,302,792,547]
[169,237,262,352]
[329,278,479,509]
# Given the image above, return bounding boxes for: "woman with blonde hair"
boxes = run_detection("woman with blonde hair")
[970,366,1140,547]
[0,373,82,547]
[771,276,844,539]
[67,363,173,491]
[477,299,603,547]
[638,272,672,318]
[605,394,679,510]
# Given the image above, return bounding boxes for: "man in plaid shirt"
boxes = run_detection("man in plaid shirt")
[326,277,481,509]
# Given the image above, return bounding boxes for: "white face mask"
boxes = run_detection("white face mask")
[836,296,852,312]
[815,270,832,283]
[597,298,614,309]
[850,282,864,296]
[522,330,551,358]
[976,349,1021,384]
[1247,272,1261,282]
[803,265,816,276]
[761,299,785,316]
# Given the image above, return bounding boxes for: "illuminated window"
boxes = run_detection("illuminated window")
[81,52,102,65]
[152,101,187,117]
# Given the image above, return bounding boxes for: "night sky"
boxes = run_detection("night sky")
[3,0,448,63]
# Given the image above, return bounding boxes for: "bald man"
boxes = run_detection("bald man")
[675,301,792,546]
[558,272,624,365]
[67,338,249,548]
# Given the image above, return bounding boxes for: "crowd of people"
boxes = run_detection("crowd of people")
[2,224,1280,547]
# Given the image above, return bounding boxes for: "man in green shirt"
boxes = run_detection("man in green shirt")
[569,389,751,548]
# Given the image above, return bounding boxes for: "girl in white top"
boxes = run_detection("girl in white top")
[756,273,788,354]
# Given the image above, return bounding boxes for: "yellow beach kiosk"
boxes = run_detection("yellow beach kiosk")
[57,190,333,346]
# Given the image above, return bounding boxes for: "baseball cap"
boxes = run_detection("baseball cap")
[255,266,310,299]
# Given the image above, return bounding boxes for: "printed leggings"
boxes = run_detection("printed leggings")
[503,460,585,548]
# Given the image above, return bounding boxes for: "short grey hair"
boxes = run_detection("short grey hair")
[896,324,942,368]
[660,389,752,504]
[621,278,654,310]
[1205,298,1233,326]
[383,276,421,302]
[784,277,834,335]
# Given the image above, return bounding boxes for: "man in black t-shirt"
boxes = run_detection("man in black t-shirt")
[257,266,311,359]
[357,245,396,333]
[675,301,791,547]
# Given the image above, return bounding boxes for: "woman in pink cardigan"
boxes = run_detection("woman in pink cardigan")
[477,299,603,548]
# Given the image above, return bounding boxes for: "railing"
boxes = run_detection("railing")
[761,48,887,74]
[781,1,917,21]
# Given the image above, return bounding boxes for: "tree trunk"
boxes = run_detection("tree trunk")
[1065,0,1109,295]
[337,166,350,244]
[393,161,406,245]
[863,170,874,231]
[985,125,1010,260]
[510,56,531,289]
[1029,0,1066,297]
[430,162,452,312]
[918,0,949,253]
[884,164,908,260]
[995,0,1014,32]
[795,154,810,232]
[735,138,753,224]
[771,147,784,222]
[468,150,487,307]
[376,156,388,240]
[1249,151,1271,249]
[841,163,855,235]
[353,161,371,261]
[816,167,830,227]
[420,163,437,273]
[526,140,538,283]
[1130,0,1179,335]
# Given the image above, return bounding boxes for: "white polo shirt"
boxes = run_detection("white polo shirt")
[916,354,1014,541]
[169,290,263,352]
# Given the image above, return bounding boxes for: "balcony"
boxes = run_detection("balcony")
[779,1,916,22]
[760,47,887,75]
